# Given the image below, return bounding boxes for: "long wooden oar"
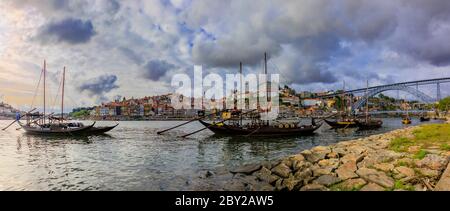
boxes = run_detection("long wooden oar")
[2,108,36,130]
[181,109,257,138]
[157,111,221,135]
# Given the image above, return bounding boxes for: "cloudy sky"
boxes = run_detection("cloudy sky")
[0,0,449,111]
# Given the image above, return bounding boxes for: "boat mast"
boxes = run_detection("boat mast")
[43,60,46,124]
[264,52,269,124]
[240,62,243,126]
[61,67,65,122]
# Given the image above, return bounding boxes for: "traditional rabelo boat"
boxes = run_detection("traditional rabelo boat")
[3,61,117,135]
[325,81,358,129]
[355,80,383,130]
[158,53,322,137]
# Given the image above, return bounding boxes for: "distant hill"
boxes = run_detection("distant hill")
[0,102,20,120]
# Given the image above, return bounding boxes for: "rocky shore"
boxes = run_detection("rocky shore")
[192,124,450,191]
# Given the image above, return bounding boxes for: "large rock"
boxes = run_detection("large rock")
[337,178,367,190]
[313,175,342,187]
[415,154,448,171]
[301,147,330,163]
[274,178,284,191]
[373,163,395,172]
[341,153,365,164]
[416,168,440,178]
[326,151,339,159]
[336,161,358,180]
[318,158,340,170]
[373,149,404,163]
[300,184,328,191]
[360,183,385,191]
[435,163,450,191]
[253,167,279,184]
[393,166,415,179]
[311,164,333,177]
[356,167,395,188]
[332,147,347,157]
[347,145,367,155]
[230,164,261,175]
[293,160,312,172]
[294,168,313,181]
[281,176,301,191]
[271,163,291,178]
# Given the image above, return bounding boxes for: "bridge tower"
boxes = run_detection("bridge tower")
[437,82,441,101]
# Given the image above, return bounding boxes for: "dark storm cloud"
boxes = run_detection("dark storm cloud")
[141,60,176,81]
[189,0,450,85]
[78,74,119,97]
[36,18,96,44]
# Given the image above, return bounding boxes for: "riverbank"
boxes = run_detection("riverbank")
[193,123,450,191]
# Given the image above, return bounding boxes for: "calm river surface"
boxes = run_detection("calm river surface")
[0,118,439,190]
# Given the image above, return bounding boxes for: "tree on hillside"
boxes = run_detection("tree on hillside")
[438,96,450,111]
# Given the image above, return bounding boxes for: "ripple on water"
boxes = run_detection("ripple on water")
[0,118,441,190]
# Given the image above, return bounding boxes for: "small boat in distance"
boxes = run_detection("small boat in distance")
[402,117,412,124]
[402,102,412,125]
[420,116,430,122]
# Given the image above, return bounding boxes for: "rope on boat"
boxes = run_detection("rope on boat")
[30,69,44,110]
[157,111,220,135]
[180,109,257,138]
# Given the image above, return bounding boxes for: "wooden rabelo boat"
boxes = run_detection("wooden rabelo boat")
[3,61,118,136]
[355,80,383,130]
[157,53,322,138]
[324,118,358,129]
[198,119,321,137]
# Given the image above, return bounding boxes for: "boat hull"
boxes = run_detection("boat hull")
[356,120,383,130]
[19,122,95,136]
[324,119,358,129]
[85,124,119,134]
[199,120,321,137]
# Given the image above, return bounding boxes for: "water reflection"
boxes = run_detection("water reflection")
[0,118,444,190]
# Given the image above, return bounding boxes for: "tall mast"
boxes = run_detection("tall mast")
[264,52,269,124]
[240,62,243,125]
[61,67,66,122]
[264,52,268,101]
[43,60,46,124]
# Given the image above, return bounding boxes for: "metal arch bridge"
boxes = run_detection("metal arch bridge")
[351,85,434,111]
[314,77,450,112]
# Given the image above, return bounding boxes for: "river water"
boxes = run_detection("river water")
[0,118,440,190]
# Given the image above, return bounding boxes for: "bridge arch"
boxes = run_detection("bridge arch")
[351,85,435,112]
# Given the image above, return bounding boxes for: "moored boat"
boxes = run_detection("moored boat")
[356,119,383,130]
[4,60,118,136]
[86,123,119,134]
[420,116,430,122]
[324,118,358,129]
[18,121,95,135]
[199,120,321,137]
[402,117,412,124]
